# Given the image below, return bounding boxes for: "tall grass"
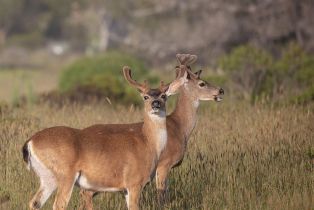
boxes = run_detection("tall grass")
[0,101,313,210]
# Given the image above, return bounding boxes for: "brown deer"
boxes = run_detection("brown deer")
[78,54,224,209]
[22,66,188,210]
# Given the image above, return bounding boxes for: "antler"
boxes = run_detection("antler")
[176,54,197,66]
[175,54,199,80]
[123,66,149,92]
[159,81,168,92]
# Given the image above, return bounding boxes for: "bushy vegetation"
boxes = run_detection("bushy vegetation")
[219,43,314,104]
[59,51,158,105]
[0,102,313,209]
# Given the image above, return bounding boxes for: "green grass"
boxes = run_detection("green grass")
[0,101,313,209]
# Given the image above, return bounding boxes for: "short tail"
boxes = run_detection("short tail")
[22,141,31,169]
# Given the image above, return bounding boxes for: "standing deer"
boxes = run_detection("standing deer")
[78,54,224,209]
[22,66,188,210]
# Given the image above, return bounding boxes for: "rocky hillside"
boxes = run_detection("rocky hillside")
[100,0,314,64]
[1,0,313,65]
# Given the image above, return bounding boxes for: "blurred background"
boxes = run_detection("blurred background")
[0,0,314,106]
[1,1,314,209]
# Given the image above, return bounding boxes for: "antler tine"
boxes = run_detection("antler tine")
[177,65,187,78]
[176,54,189,65]
[179,63,198,80]
[176,54,197,66]
[123,66,149,92]
[176,54,183,64]
[159,81,169,91]
[186,54,197,65]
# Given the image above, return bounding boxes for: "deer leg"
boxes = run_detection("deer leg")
[29,177,57,210]
[52,175,76,210]
[78,189,95,210]
[28,150,57,210]
[126,186,142,210]
[156,167,170,206]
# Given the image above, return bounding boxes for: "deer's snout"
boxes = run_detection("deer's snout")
[219,88,224,95]
[151,100,161,109]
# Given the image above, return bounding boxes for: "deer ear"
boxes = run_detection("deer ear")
[194,70,202,79]
[166,71,188,96]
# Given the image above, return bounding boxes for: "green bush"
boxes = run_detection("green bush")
[202,75,227,87]
[218,43,314,104]
[218,44,273,101]
[272,43,314,104]
[219,45,273,73]
[59,51,155,105]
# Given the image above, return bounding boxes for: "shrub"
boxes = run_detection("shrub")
[202,75,227,87]
[218,43,314,104]
[59,51,153,105]
[272,43,314,103]
[218,44,273,101]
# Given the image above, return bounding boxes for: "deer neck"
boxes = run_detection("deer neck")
[142,111,167,159]
[170,87,199,139]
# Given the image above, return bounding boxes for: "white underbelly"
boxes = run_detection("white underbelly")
[76,173,123,192]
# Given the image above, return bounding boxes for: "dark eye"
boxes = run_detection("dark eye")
[199,82,205,87]
[161,94,166,99]
[144,96,149,100]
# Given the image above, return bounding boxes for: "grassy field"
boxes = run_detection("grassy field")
[0,101,313,210]
[0,69,58,105]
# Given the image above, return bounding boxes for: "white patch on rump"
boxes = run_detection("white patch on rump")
[77,174,121,192]
[29,141,57,205]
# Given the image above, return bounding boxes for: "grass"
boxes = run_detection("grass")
[0,101,313,210]
[0,69,58,104]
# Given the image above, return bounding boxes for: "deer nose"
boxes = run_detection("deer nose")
[151,100,161,109]
[219,88,224,95]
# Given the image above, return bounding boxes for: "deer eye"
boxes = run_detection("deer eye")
[199,82,205,87]
[144,96,149,100]
[160,94,166,99]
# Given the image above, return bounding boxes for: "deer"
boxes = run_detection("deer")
[22,65,188,210]
[77,54,224,209]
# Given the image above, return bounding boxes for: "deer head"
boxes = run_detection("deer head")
[176,54,224,102]
[123,66,187,116]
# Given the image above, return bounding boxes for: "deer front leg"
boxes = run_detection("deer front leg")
[126,185,142,210]
[78,189,95,210]
[156,166,170,206]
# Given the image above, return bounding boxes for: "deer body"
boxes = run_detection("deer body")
[23,66,187,210]
[78,54,224,209]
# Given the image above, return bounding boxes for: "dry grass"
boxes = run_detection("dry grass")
[0,101,313,210]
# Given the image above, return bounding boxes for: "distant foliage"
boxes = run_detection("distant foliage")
[275,43,314,104]
[218,44,273,100]
[59,51,154,105]
[203,75,227,87]
[219,43,314,104]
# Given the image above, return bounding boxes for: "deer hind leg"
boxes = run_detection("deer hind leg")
[126,186,142,210]
[28,145,57,209]
[29,177,57,210]
[78,189,95,210]
[156,166,170,206]
[52,173,78,210]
